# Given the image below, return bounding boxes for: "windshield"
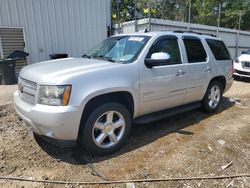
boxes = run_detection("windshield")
[84,35,150,63]
[247,49,250,54]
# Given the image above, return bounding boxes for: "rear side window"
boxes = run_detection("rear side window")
[206,39,231,60]
[183,38,207,63]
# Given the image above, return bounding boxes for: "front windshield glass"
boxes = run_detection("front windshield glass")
[85,35,150,63]
[247,48,250,54]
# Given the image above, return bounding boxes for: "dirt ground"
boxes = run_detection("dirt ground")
[0,85,17,105]
[0,79,250,188]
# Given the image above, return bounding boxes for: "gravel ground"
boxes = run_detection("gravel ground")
[0,79,250,188]
[0,85,17,106]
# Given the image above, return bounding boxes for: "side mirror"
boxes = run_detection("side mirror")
[145,52,171,68]
[242,51,247,54]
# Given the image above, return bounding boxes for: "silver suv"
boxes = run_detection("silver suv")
[14,31,233,155]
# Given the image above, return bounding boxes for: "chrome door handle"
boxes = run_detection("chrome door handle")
[175,70,186,76]
[204,67,211,72]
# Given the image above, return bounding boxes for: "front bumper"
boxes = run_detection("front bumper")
[233,63,250,78]
[234,69,250,78]
[14,91,82,143]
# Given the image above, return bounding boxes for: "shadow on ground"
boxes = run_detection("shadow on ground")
[35,97,235,165]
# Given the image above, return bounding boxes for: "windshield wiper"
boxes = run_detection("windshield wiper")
[102,57,115,62]
[82,54,91,59]
[94,55,116,63]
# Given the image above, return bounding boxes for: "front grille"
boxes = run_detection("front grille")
[18,77,37,104]
[235,69,250,76]
[242,61,250,68]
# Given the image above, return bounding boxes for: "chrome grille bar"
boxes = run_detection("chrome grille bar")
[18,77,37,104]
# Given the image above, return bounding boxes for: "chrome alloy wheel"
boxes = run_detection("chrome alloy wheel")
[92,111,126,148]
[208,85,221,109]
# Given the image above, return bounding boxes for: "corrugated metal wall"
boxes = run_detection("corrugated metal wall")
[0,0,111,63]
[119,18,250,58]
[0,28,26,73]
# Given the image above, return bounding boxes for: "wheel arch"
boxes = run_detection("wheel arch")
[209,76,226,92]
[77,91,135,140]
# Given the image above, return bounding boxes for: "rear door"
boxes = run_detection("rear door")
[205,39,232,80]
[139,35,189,115]
[182,36,212,103]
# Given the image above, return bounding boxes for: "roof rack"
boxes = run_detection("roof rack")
[173,30,216,37]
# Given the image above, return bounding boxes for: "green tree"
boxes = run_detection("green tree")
[192,0,250,30]
[221,0,250,30]
[112,0,135,22]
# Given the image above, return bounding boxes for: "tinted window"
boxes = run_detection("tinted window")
[183,38,207,63]
[147,38,181,65]
[206,39,231,60]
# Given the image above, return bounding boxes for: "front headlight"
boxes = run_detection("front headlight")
[233,58,239,63]
[38,85,71,106]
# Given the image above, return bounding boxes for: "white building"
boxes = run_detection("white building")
[0,0,111,72]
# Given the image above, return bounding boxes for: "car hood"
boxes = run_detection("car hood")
[19,58,118,84]
[238,54,250,61]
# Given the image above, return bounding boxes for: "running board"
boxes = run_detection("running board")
[133,102,201,124]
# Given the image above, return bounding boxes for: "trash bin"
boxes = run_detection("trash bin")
[0,50,29,85]
[50,53,68,59]
[0,60,16,85]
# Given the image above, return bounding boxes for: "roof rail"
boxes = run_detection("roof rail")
[173,30,216,37]
[173,30,184,33]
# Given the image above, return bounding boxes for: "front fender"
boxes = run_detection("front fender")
[80,87,139,118]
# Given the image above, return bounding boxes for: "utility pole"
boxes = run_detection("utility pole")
[134,0,138,32]
[216,3,221,37]
[187,0,191,31]
[236,10,242,57]
[238,10,242,30]
[117,0,121,33]
[148,2,151,31]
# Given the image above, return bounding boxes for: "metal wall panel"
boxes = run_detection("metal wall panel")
[0,0,111,63]
[0,28,24,57]
[0,28,26,73]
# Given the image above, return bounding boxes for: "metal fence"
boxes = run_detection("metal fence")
[116,18,250,58]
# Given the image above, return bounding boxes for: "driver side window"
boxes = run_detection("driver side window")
[147,38,181,65]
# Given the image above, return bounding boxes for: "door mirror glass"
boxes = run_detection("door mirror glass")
[145,52,171,68]
[151,52,171,60]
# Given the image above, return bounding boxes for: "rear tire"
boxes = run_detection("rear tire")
[80,103,131,155]
[202,81,222,113]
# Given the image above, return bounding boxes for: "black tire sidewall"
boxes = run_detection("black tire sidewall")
[202,81,222,113]
[81,103,131,155]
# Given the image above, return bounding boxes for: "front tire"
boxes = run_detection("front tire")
[202,81,222,113]
[81,103,131,155]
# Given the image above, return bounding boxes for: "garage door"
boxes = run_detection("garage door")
[0,28,26,74]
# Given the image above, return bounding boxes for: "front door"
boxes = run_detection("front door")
[139,36,188,115]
